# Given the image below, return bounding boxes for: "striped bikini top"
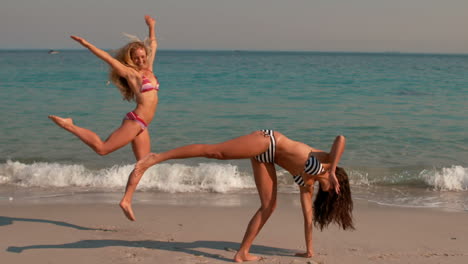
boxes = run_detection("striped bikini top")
[141,75,159,93]
[292,155,324,187]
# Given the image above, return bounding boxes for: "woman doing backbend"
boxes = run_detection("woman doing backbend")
[120,130,354,262]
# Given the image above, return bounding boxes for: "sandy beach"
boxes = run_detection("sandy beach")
[1,193,467,264]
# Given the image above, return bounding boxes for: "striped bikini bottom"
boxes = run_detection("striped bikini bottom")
[254,129,276,163]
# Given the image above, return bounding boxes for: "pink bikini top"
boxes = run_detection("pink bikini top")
[140,75,159,93]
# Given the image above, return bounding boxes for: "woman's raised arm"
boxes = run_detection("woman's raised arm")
[70,35,131,78]
[144,15,157,71]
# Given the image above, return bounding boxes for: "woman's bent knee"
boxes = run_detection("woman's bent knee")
[95,149,109,156]
[95,146,113,156]
[260,202,277,215]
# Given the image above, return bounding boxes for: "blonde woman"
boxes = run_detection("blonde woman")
[49,15,159,162]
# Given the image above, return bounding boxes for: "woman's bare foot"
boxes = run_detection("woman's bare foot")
[233,252,262,262]
[119,200,136,221]
[295,252,314,258]
[48,115,74,130]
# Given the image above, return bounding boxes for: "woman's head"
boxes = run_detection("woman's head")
[313,167,354,231]
[118,41,150,69]
[109,42,152,101]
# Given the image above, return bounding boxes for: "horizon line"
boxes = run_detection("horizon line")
[1,48,467,56]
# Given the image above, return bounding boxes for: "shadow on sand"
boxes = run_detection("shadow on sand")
[7,239,296,262]
[2,216,295,262]
[0,216,114,231]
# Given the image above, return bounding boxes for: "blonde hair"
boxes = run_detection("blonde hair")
[109,41,151,101]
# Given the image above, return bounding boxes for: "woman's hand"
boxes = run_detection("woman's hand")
[70,35,90,48]
[145,15,156,27]
[329,169,340,194]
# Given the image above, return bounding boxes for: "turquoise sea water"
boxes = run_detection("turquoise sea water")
[0,50,467,210]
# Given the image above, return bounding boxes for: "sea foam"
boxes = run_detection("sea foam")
[345,166,468,191]
[1,160,466,193]
[0,160,255,193]
[420,165,468,191]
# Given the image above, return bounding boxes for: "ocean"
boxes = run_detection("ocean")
[0,50,467,211]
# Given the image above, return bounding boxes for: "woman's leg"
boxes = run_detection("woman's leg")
[48,115,141,155]
[119,130,151,220]
[140,130,271,169]
[120,131,271,221]
[131,129,151,161]
[234,158,277,262]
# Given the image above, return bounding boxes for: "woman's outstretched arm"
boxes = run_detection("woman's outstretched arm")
[295,185,315,258]
[70,36,131,78]
[144,15,157,71]
[327,135,346,193]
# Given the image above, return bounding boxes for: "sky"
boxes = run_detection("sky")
[1,0,467,53]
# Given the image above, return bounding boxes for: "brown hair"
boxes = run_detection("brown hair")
[313,167,355,230]
[109,41,151,101]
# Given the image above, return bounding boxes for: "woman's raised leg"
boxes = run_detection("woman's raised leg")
[234,158,277,262]
[140,130,271,170]
[49,115,141,155]
[120,131,271,221]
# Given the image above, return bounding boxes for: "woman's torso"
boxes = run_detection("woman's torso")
[274,131,330,177]
[127,69,159,124]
